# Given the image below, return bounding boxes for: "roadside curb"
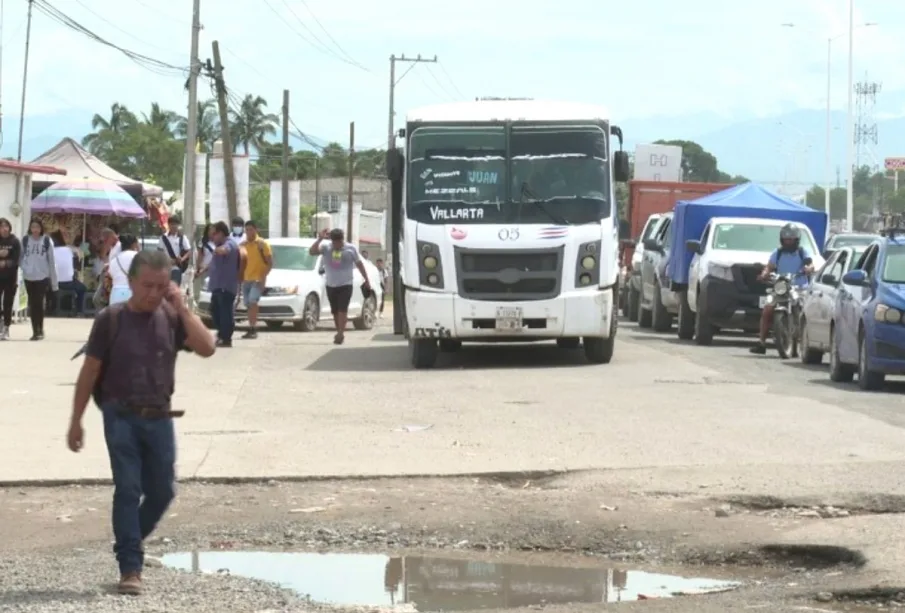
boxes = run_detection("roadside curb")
[0,468,584,488]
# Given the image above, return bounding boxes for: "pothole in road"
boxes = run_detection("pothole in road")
[160,551,741,609]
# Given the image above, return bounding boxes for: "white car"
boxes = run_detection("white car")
[680,217,825,345]
[196,237,382,332]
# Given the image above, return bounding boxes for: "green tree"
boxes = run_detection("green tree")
[229,94,279,155]
[82,103,137,155]
[175,99,220,152]
[142,103,179,137]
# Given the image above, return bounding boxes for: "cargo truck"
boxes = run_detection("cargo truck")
[620,180,733,318]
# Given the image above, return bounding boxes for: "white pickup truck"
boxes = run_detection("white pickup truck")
[679,217,825,345]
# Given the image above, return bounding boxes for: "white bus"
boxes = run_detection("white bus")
[387,99,630,368]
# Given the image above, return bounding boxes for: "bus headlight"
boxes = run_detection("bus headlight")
[575,241,601,288]
[417,240,444,289]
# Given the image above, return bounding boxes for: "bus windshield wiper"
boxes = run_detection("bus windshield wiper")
[519,182,570,225]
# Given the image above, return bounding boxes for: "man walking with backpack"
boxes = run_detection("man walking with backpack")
[66,250,215,595]
[157,216,191,286]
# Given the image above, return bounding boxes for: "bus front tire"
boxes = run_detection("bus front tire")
[410,338,439,369]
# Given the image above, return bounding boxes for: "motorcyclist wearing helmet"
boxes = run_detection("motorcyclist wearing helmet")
[749,223,814,355]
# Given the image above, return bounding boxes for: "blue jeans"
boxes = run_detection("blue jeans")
[59,280,87,313]
[102,403,176,574]
[210,289,236,342]
[170,268,183,286]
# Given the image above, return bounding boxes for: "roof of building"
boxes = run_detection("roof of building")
[0,159,66,176]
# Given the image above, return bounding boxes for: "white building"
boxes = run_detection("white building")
[0,159,67,235]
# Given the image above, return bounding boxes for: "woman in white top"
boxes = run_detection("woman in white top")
[108,234,140,305]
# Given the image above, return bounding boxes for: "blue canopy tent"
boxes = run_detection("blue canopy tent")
[665,182,828,286]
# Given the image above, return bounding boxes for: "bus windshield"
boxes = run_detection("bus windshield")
[406,123,610,225]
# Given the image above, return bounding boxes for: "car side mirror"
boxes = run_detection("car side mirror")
[613,151,630,183]
[685,239,702,254]
[318,267,326,276]
[842,269,868,286]
[643,238,663,253]
[821,274,837,286]
[386,149,405,181]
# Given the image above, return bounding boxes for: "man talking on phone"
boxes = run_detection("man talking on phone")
[309,228,371,345]
[66,250,215,595]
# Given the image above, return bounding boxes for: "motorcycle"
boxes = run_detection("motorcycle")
[765,272,803,359]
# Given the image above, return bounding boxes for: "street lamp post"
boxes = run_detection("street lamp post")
[845,0,855,231]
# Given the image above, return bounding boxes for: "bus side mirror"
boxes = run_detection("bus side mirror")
[386,149,405,181]
[614,151,630,183]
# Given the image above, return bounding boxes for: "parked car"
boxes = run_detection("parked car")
[829,233,905,390]
[625,213,668,321]
[823,232,878,258]
[681,217,825,345]
[798,246,867,364]
[196,237,382,332]
[638,213,676,331]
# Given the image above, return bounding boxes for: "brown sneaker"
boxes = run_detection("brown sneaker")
[117,572,142,595]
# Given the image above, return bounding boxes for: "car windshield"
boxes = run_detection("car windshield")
[406,123,610,224]
[711,223,818,254]
[271,245,317,271]
[830,234,877,248]
[641,217,663,242]
[882,245,905,283]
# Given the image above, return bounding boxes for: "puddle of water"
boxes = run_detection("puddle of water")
[161,551,740,609]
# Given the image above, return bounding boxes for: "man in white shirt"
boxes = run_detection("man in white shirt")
[229,216,246,246]
[53,237,86,315]
[100,228,121,262]
[157,216,192,286]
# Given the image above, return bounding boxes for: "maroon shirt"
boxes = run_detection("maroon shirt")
[86,305,188,408]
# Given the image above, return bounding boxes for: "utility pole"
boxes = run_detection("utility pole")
[15,0,32,165]
[211,41,238,221]
[183,0,201,242]
[387,54,437,335]
[346,121,355,241]
[280,89,290,237]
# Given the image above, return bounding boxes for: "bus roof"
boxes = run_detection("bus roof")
[406,100,611,124]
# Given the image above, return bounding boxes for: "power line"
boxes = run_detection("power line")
[296,0,362,67]
[423,64,455,100]
[33,0,186,77]
[71,0,178,58]
[436,62,464,99]
[262,0,368,71]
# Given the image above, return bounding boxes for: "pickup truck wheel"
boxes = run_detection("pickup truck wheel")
[556,337,581,349]
[651,283,672,332]
[858,329,885,391]
[676,292,694,340]
[694,294,714,345]
[410,338,439,369]
[627,286,640,322]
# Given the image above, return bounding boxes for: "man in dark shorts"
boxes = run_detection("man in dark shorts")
[66,250,216,595]
[309,228,371,344]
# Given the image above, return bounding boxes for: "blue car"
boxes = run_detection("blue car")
[830,232,905,390]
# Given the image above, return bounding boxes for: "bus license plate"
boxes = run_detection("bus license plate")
[758,296,769,308]
[495,307,523,331]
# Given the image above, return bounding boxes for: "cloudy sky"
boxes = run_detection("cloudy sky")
[2,0,903,148]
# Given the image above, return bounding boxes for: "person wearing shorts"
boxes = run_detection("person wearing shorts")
[239,220,271,339]
[309,228,371,345]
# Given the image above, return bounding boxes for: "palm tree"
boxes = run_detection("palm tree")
[142,103,179,138]
[175,99,221,152]
[229,94,279,155]
[81,103,137,154]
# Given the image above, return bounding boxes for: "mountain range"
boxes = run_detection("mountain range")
[5,90,905,195]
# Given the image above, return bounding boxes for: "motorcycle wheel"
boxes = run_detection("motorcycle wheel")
[773,311,793,359]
